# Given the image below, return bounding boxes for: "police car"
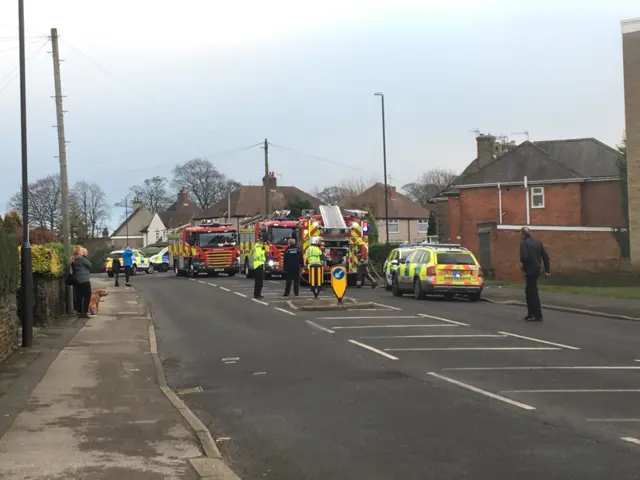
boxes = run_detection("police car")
[149,247,170,272]
[382,244,421,290]
[105,249,153,276]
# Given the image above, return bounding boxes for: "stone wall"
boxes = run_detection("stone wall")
[0,294,19,362]
[33,276,65,326]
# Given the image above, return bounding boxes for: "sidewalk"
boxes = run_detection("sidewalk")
[0,276,230,479]
[482,285,640,321]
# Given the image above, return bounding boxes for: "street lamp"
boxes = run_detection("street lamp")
[374,92,390,249]
[18,0,33,347]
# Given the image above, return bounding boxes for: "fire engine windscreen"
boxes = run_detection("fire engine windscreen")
[268,227,297,245]
[197,231,237,247]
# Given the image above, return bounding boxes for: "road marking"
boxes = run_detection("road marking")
[361,334,506,339]
[197,280,207,284]
[332,324,459,330]
[349,340,399,360]
[387,346,563,352]
[427,372,536,411]
[621,437,640,446]
[269,280,280,284]
[219,287,231,292]
[176,386,203,395]
[252,299,269,305]
[207,283,217,287]
[221,357,239,361]
[443,366,640,371]
[318,315,420,320]
[502,389,640,393]
[587,419,640,423]
[234,292,247,298]
[275,307,296,316]
[253,372,267,376]
[498,331,580,350]
[418,313,469,326]
[372,302,402,311]
[224,361,237,364]
[306,320,335,334]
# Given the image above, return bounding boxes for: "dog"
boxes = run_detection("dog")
[88,289,108,314]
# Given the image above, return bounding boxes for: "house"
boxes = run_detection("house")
[194,172,321,228]
[347,183,431,243]
[445,134,626,280]
[109,199,153,249]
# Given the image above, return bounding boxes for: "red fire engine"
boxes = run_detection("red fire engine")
[168,221,240,277]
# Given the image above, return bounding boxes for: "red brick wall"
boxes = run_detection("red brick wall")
[580,181,625,228]
[447,197,461,243]
[489,227,628,281]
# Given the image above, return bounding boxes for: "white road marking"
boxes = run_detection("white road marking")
[221,357,239,361]
[234,292,247,298]
[621,437,640,446]
[252,299,269,305]
[385,347,561,352]
[275,307,296,316]
[502,389,640,393]
[427,372,536,411]
[332,324,459,330]
[269,280,279,284]
[318,315,420,320]
[361,334,506,339]
[418,313,469,326]
[635,360,640,363]
[349,340,399,360]
[253,372,267,376]
[197,280,207,284]
[176,386,203,395]
[224,361,237,364]
[498,331,580,350]
[587,419,640,423]
[443,366,640,371]
[189,278,196,281]
[306,320,335,334]
[219,287,231,292]
[372,302,402,311]
[207,283,217,287]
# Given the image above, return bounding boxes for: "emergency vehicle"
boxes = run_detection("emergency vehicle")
[239,211,300,278]
[168,220,240,277]
[298,206,369,286]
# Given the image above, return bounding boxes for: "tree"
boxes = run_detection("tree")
[8,174,61,230]
[314,178,374,206]
[284,197,313,218]
[1,211,22,235]
[402,168,458,207]
[172,158,241,209]
[71,181,109,237]
[129,176,173,213]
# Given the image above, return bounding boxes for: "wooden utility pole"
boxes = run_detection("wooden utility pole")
[51,28,72,313]
[263,138,270,215]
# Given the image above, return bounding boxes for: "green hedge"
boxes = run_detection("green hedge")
[0,229,19,297]
[369,243,402,274]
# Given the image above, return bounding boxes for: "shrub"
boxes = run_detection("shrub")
[19,243,65,278]
[0,229,19,297]
[369,242,402,274]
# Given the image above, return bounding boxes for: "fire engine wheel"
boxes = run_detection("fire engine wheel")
[174,263,182,277]
[207,272,219,277]
[188,262,195,278]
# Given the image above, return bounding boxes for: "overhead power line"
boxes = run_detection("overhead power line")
[0,38,49,96]
[0,38,42,54]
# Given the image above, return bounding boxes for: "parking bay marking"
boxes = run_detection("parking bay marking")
[332,324,461,330]
[501,389,640,394]
[372,302,402,311]
[219,287,231,292]
[234,292,247,298]
[348,340,399,360]
[444,366,640,371]
[621,437,640,446]
[587,419,640,423]
[427,372,536,411]
[252,299,269,306]
[361,334,506,339]
[498,331,580,351]
[275,307,296,316]
[317,316,423,320]
[418,313,469,327]
[207,283,217,287]
[306,320,335,334]
[386,347,561,352]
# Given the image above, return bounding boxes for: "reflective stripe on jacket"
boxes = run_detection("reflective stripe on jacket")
[253,243,266,268]
[305,245,322,265]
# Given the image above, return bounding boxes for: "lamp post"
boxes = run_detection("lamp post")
[18,0,33,347]
[374,92,390,249]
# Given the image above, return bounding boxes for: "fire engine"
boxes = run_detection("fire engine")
[168,220,240,277]
[239,211,300,279]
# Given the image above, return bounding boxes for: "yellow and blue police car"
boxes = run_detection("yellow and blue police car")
[390,243,483,301]
[105,249,152,277]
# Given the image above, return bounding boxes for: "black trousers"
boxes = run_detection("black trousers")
[73,283,81,313]
[124,266,132,284]
[357,265,377,287]
[525,273,542,318]
[284,270,300,296]
[254,265,264,297]
[76,281,92,316]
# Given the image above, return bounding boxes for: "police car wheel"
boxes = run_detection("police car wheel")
[132,265,138,275]
[384,275,391,290]
[146,265,154,274]
[413,278,426,300]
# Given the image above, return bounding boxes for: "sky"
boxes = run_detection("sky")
[0,0,637,229]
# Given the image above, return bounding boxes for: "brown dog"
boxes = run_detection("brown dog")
[89,289,108,313]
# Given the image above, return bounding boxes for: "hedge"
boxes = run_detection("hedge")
[17,242,66,278]
[0,229,19,297]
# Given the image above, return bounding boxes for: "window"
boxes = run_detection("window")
[417,220,429,233]
[155,229,161,240]
[437,253,475,265]
[531,187,545,208]
[387,219,399,234]
[404,251,418,263]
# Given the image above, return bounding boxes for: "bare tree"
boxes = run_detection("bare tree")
[71,181,109,237]
[8,174,61,230]
[314,177,375,205]
[402,168,458,207]
[172,158,241,209]
[129,176,173,213]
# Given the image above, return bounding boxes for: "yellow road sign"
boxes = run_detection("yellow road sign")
[330,265,347,303]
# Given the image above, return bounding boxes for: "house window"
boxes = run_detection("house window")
[531,187,545,208]
[417,220,429,233]
[387,220,399,234]
[155,229,161,240]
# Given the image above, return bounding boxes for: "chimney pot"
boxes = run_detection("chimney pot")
[476,134,496,170]
[263,172,277,190]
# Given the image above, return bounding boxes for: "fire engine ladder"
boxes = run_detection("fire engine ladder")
[319,205,347,230]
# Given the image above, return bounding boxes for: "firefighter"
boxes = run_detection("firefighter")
[305,237,323,266]
[282,238,303,297]
[253,236,266,299]
[356,240,377,288]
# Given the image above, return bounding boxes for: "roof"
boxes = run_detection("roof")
[453,138,621,187]
[195,186,322,219]
[348,183,430,219]
[158,190,202,229]
[111,206,153,238]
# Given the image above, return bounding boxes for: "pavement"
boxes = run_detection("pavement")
[481,284,640,320]
[0,276,237,480]
[134,271,640,480]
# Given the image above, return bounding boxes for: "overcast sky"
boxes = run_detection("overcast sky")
[0,0,637,228]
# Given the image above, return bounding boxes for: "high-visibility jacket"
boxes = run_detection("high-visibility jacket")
[305,245,322,265]
[253,243,266,268]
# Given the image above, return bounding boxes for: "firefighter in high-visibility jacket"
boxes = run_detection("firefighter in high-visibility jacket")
[305,237,323,266]
[253,238,266,299]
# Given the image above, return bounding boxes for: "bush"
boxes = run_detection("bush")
[18,243,65,278]
[369,242,402,274]
[0,229,19,298]
[88,246,112,273]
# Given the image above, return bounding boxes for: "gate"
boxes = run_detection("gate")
[477,227,493,280]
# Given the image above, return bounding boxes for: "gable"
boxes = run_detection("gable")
[111,207,153,237]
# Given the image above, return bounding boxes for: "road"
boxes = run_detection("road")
[133,272,640,480]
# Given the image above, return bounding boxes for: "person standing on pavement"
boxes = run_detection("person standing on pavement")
[282,238,303,297]
[520,227,550,321]
[112,255,122,287]
[252,237,266,299]
[122,245,134,287]
[73,247,93,318]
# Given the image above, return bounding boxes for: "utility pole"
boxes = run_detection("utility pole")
[263,138,270,215]
[50,28,72,313]
[125,197,129,244]
[374,92,390,249]
[18,0,33,347]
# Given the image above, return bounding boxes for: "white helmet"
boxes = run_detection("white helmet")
[310,236,321,246]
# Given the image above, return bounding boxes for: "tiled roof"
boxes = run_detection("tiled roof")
[158,189,202,228]
[111,206,153,238]
[348,183,430,219]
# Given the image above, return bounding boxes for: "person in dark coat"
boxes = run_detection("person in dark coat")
[112,256,122,287]
[282,238,303,296]
[520,227,550,321]
[73,247,93,318]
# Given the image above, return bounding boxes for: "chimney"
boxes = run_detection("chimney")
[102,227,109,238]
[262,171,277,191]
[387,185,397,199]
[476,134,496,170]
[178,188,188,205]
[132,197,143,211]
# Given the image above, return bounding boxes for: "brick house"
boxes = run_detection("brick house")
[444,134,626,280]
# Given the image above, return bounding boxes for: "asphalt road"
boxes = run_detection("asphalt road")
[133,272,640,480]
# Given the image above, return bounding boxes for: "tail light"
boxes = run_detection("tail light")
[426,266,436,277]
